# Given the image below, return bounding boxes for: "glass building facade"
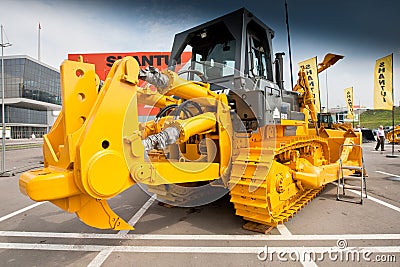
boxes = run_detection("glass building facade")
[0,56,61,138]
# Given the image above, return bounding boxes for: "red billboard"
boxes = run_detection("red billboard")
[68,52,191,80]
[68,52,192,115]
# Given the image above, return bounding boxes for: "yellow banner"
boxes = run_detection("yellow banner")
[298,57,321,112]
[344,87,354,119]
[374,54,393,110]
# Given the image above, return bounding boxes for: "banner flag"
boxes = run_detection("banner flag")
[374,54,393,110]
[344,87,354,119]
[298,57,321,112]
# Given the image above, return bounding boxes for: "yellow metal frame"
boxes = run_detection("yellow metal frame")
[20,57,141,230]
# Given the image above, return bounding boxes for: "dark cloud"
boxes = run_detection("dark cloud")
[4,0,398,107]
[287,0,400,52]
[78,0,400,53]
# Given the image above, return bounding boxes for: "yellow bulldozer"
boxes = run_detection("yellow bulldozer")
[20,8,363,230]
[386,125,400,144]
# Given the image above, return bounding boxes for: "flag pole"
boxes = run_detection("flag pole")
[387,53,398,158]
[1,25,5,173]
[359,99,361,126]
[1,25,12,176]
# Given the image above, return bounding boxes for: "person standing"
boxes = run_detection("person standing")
[375,125,385,151]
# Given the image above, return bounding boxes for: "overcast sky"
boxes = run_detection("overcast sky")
[1,0,399,108]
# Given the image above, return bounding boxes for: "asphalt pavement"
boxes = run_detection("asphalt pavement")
[0,141,399,266]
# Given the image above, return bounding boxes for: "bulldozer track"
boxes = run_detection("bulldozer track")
[386,126,400,144]
[229,137,327,227]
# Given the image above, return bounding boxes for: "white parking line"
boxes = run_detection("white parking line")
[87,249,113,267]
[0,202,46,222]
[333,181,400,213]
[277,224,318,267]
[1,231,399,241]
[349,190,400,213]
[0,243,399,254]
[376,170,400,178]
[276,224,292,236]
[88,195,156,267]
[119,194,157,235]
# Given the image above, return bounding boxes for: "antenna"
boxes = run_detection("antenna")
[284,0,294,90]
[38,23,41,61]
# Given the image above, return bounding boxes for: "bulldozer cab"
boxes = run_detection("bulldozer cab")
[318,112,337,129]
[168,8,284,130]
[169,8,275,85]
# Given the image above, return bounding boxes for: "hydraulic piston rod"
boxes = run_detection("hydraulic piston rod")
[142,112,217,152]
[139,66,218,102]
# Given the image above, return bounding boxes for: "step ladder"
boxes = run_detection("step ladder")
[336,144,367,204]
